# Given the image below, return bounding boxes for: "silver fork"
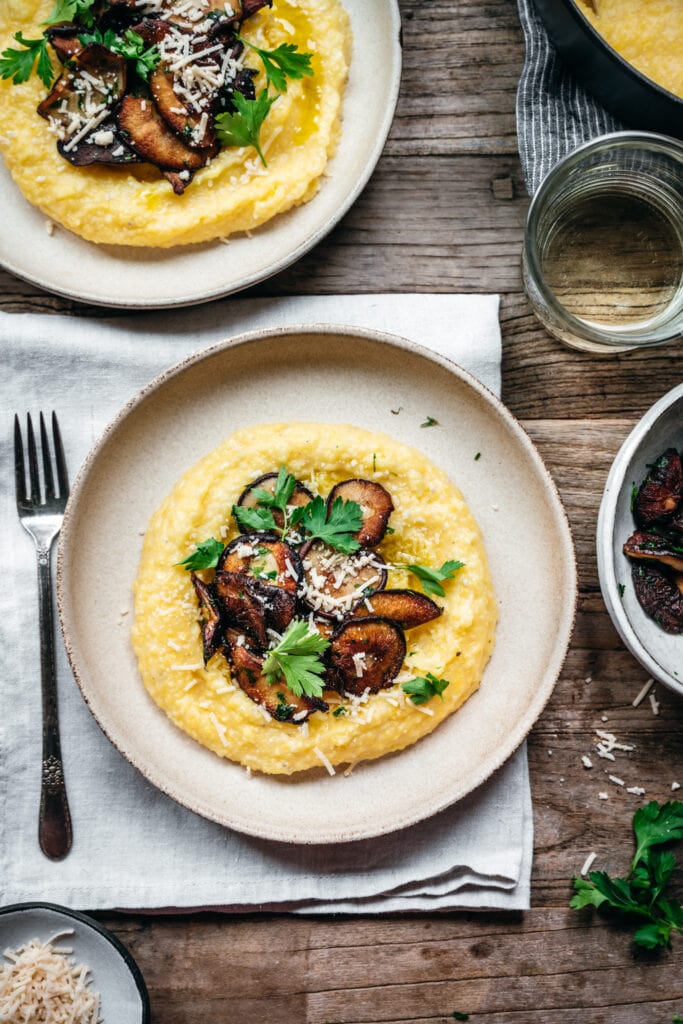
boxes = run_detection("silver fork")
[14,412,73,860]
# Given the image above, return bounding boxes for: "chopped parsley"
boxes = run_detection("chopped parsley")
[109,29,160,81]
[215,88,278,167]
[237,35,313,94]
[570,801,683,948]
[273,692,295,722]
[402,672,450,705]
[630,483,639,512]
[618,583,625,598]
[0,33,53,89]
[453,1015,470,1022]
[400,559,465,598]
[176,537,224,571]
[262,619,329,699]
[421,416,439,428]
[332,706,347,717]
[474,452,481,461]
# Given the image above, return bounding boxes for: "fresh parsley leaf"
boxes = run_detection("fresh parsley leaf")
[262,619,330,699]
[401,559,465,598]
[301,495,363,554]
[630,483,639,512]
[673,1015,683,1022]
[44,0,97,27]
[273,692,295,722]
[453,1015,470,1022]
[232,503,277,533]
[569,877,608,911]
[78,28,118,48]
[402,672,450,705]
[0,33,54,89]
[237,35,313,93]
[215,88,277,167]
[110,30,160,81]
[332,706,347,717]
[421,416,438,427]
[176,537,224,571]
[618,582,625,598]
[632,801,683,871]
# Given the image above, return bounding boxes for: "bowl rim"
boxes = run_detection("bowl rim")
[0,901,151,1021]
[597,383,683,696]
[556,0,683,109]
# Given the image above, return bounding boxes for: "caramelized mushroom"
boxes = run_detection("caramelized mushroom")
[326,617,406,696]
[224,630,327,722]
[299,541,387,620]
[351,589,442,630]
[634,448,683,527]
[191,574,223,663]
[623,530,683,574]
[45,24,84,63]
[149,67,217,148]
[218,533,302,592]
[631,562,683,634]
[117,95,216,171]
[215,571,296,647]
[235,472,314,532]
[38,45,128,132]
[57,121,140,166]
[327,479,394,547]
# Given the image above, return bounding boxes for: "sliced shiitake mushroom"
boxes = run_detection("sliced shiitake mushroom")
[218,533,302,592]
[215,571,296,647]
[149,67,217,149]
[351,589,442,630]
[57,120,140,166]
[38,44,128,131]
[235,472,314,532]
[117,95,216,172]
[299,541,387,620]
[634,448,683,528]
[191,573,223,663]
[326,617,406,696]
[327,479,394,547]
[45,24,84,63]
[623,530,683,574]
[164,169,194,194]
[631,562,683,635]
[224,630,327,722]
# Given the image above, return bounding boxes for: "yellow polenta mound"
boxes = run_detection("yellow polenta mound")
[132,423,498,776]
[0,0,350,247]
[577,0,683,98]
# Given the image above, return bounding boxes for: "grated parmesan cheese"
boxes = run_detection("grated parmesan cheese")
[632,677,654,707]
[0,933,100,1024]
[313,745,335,776]
[580,851,597,876]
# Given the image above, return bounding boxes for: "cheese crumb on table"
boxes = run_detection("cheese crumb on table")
[632,677,654,707]
[580,851,597,876]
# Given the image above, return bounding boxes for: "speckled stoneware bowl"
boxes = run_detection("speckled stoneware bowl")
[57,326,577,844]
[0,0,401,308]
[597,384,683,695]
[0,903,150,1022]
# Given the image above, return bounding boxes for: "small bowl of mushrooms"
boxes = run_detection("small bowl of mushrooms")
[597,383,683,695]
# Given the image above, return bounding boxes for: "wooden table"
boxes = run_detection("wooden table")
[3,1,683,1020]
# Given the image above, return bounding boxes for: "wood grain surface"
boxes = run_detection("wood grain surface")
[3,0,683,1020]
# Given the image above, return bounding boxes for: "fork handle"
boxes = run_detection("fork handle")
[37,543,73,860]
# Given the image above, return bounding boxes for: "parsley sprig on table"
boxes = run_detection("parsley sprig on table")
[570,801,683,949]
[262,619,330,699]
[0,33,54,89]
[400,559,465,598]
[237,35,314,93]
[176,537,224,571]
[402,672,450,705]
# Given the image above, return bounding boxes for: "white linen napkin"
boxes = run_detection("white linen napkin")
[0,294,532,912]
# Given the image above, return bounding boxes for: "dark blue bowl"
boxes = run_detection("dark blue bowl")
[531,0,683,138]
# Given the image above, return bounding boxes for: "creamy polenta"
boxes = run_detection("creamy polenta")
[132,423,497,776]
[0,0,350,247]
[577,0,683,98]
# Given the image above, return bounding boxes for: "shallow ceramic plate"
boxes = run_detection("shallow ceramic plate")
[0,902,149,1022]
[597,384,683,695]
[57,326,577,844]
[0,0,400,309]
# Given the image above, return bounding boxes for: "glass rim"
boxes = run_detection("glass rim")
[524,130,683,348]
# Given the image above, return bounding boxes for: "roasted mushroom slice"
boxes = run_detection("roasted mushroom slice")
[45,24,84,63]
[218,533,302,592]
[215,571,296,647]
[236,472,314,532]
[326,618,406,696]
[299,541,387,620]
[117,96,216,172]
[149,66,217,149]
[38,44,128,149]
[631,562,683,635]
[623,530,683,574]
[225,631,328,723]
[351,589,442,630]
[634,448,683,527]
[191,574,223,663]
[164,169,194,194]
[327,479,394,547]
[58,121,141,166]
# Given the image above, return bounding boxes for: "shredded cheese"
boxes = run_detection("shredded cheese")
[0,933,100,1024]
[580,851,597,876]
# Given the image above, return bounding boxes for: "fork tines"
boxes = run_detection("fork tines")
[14,412,69,506]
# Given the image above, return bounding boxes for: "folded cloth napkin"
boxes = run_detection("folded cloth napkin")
[0,294,532,912]
[516,0,620,193]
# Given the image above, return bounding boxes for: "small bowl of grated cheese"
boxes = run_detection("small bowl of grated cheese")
[0,903,149,1024]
